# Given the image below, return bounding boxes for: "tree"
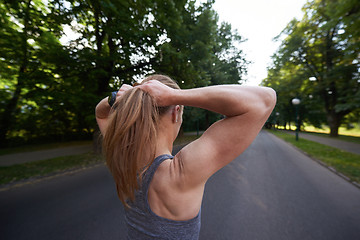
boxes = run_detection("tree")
[152,0,248,130]
[1,0,248,146]
[264,0,360,137]
[264,56,327,130]
[152,0,247,88]
[0,0,73,145]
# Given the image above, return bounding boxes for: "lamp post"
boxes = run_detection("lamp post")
[292,98,301,141]
[275,112,280,129]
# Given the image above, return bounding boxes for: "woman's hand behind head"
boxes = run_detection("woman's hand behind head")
[136,80,177,107]
[116,84,133,98]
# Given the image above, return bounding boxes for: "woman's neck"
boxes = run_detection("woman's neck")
[154,114,179,157]
[155,132,173,157]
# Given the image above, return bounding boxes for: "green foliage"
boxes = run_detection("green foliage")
[263,0,360,137]
[153,0,248,88]
[0,0,78,145]
[0,152,103,185]
[0,0,248,147]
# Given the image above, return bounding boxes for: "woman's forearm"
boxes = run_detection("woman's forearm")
[96,84,133,121]
[95,97,111,120]
[171,85,276,117]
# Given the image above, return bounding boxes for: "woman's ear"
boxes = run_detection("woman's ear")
[172,105,181,123]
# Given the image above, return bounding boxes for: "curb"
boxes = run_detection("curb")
[269,133,360,190]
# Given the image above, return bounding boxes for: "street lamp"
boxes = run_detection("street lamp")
[292,98,301,141]
[275,112,280,129]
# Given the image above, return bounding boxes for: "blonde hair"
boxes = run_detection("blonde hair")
[102,74,180,207]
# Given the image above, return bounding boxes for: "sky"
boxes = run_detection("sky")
[211,0,308,86]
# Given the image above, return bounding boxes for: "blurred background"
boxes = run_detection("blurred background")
[0,0,359,148]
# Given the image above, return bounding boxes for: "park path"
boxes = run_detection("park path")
[0,137,194,167]
[283,130,360,155]
[0,130,358,167]
[0,144,93,166]
[1,130,359,240]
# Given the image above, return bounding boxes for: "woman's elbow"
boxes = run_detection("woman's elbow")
[265,87,277,109]
[258,87,277,116]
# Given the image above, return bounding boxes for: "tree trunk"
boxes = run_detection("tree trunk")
[327,112,341,137]
[205,111,210,129]
[0,0,31,147]
[93,128,103,154]
[0,74,24,146]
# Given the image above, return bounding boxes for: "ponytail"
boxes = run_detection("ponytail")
[102,74,180,207]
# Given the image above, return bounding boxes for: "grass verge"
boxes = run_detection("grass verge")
[0,134,200,186]
[301,131,360,144]
[303,125,360,137]
[268,130,360,184]
[0,140,92,156]
[0,152,104,185]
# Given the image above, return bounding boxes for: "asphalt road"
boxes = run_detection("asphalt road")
[1,131,360,240]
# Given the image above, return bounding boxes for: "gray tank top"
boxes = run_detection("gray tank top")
[125,154,201,239]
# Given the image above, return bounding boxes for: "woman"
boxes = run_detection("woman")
[95,74,276,239]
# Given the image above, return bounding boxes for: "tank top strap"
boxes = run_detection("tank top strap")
[141,154,174,191]
[126,153,201,239]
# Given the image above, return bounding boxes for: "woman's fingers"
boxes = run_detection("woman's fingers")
[120,84,133,91]
[136,80,175,106]
[116,84,133,97]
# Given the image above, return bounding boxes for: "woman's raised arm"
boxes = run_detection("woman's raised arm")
[138,80,276,187]
[95,84,133,135]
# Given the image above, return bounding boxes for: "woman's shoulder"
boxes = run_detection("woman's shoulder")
[148,158,203,221]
